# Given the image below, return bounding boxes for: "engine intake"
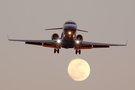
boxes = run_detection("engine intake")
[76,34,83,41]
[52,33,59,40]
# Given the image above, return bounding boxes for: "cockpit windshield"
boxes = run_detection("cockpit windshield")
[65,22,76,25]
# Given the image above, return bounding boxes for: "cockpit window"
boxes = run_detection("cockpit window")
[65,22,76,25]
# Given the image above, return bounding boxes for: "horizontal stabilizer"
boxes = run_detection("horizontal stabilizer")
[45,28,88,32]
[77,29,88,32]
[45,28,63,30]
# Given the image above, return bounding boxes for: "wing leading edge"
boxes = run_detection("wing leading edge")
[78,41,127,49]
[8,38,56,48]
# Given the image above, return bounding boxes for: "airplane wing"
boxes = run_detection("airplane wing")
[79,41,127,49]
[8,38,56,48]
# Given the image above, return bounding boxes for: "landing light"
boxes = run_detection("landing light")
[68,31,72,35]
[76,40,80,44]
[57,39,61,43]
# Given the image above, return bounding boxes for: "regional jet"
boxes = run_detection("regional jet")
[8,20,127,54]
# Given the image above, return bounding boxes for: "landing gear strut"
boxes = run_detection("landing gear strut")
[75,49,81,54]
[54,49,59,54]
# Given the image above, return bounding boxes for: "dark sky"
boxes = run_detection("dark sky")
[0,0,135,90]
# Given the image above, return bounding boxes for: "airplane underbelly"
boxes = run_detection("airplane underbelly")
[61,37,75,48]
[61,43,74,48]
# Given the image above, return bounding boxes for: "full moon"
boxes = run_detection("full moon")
[68,58,90,81]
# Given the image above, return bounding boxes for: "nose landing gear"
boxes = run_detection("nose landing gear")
[75,49,81,54]
[54,49,59,54]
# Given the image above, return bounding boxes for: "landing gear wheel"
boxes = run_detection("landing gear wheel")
[75,50,77,54]
[54,49,56,53]
[54,49,59,54]
[75,49,81,54]
[79,50,81,54]
[57,49,59,53]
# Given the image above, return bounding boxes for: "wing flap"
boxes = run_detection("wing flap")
[25,42,42,46]
[74,45,92,49]
[93,45,109,48]
[43,43,56,48]
[75,44,110,49]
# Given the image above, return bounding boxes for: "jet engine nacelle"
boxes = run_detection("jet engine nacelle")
[76,34,83,41]
[52,33,59,40]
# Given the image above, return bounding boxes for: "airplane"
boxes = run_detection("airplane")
[8,20,127,54]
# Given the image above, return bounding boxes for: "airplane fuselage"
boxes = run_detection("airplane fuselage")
[61,21,77,48]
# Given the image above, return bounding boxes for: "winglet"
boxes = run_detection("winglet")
[7,35,9,41]
[126,40,128,46]
[7,35,11,41]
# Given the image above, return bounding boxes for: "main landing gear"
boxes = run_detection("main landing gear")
[75,49,81,54]
[54,48,59,54]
